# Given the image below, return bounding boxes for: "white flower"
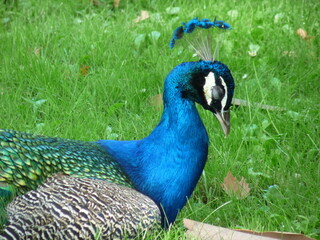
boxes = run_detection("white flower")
[248,44,260,57]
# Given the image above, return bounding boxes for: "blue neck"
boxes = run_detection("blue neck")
[97,65,209,225]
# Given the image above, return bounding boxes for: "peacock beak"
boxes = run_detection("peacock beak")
[214,110,230,136]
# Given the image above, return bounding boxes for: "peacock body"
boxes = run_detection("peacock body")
[0,18,235,239]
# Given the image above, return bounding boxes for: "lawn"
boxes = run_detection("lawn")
[0,0,319,239]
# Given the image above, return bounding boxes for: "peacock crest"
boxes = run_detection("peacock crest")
[170,17,232,62]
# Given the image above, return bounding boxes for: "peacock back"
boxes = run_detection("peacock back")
[0,129,133,198]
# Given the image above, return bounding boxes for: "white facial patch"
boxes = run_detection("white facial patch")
[220,76,228,110]
[203,72,216,105]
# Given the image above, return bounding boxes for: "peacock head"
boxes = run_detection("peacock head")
[169,18,235,136]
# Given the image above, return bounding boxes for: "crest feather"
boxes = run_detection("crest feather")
[170,17,231,62]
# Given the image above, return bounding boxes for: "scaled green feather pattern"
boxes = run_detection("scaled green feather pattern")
[0,129,133,197]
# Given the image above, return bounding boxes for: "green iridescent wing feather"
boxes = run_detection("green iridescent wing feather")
[0,129,133,198]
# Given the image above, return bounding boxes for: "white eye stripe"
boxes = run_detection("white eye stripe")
[220,76,228,110]
[203,72,216,105]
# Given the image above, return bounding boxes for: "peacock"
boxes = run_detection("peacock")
[0,18,235,239]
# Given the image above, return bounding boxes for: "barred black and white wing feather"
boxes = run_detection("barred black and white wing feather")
[1,174,160,240]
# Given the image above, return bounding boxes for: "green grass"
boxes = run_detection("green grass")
[0,0,319,239]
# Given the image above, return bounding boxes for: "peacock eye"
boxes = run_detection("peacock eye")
[211,86,224,101]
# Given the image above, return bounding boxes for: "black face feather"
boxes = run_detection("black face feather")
[185,71,209,105]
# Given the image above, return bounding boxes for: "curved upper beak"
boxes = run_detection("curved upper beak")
[214,110,230,136]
